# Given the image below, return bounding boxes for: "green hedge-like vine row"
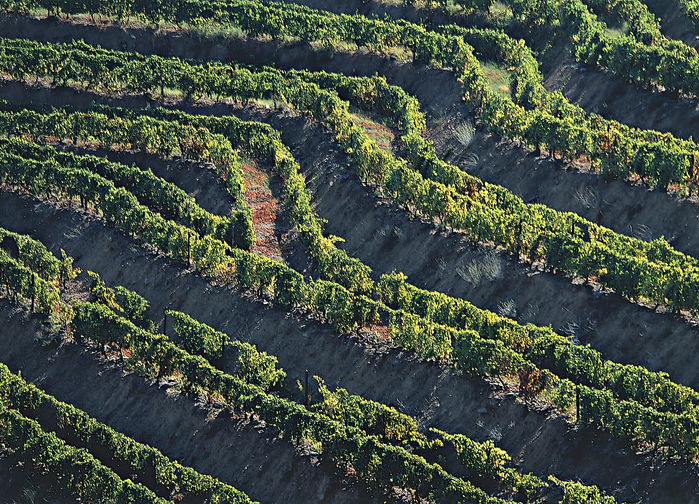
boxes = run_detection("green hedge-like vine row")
[82,269,620,502]
[79,267,546,499]
[0,144,521,384]
[0,227,78,285]
[436,24,697,183]
[268,0,699,196]
[578,0,699,80]
[0,106,255,249]
[277,66,699,275]
[4,86,698,444]
[0,136,236,246]
[167,310,286,390]
[0,233,612,503]
[311,376,432,447]
[0,400,171,504]
[376,271,699,416]
[4,217,696,491]
[4,125,697,459]
[0,149,235,271]
[107,95,699,419]
[72,97,699,420]
[321,0,699,191]
[84,102,375,294]
[0,0,696,468]
[0,249,62,314]
[507,0,699,97]
[0,229,428,465]
[681,0,699,27]
[0,91,368,293]
[318,0,699,99]
[3,0,697,195]
[0,230,664,500]
[5,38,695,286]
[578,385,698,460]
[432,429,550,502]
[385,308,698,463]
[86,276,427,452]
[396,0,496,12]
[87,270,153,328]
[88,282,691,485]
[0,363,257,504]
[81,269,521,458]
[580,0,663,42]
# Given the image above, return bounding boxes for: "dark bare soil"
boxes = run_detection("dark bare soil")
[644,0,699,48]
[0,455,78,504]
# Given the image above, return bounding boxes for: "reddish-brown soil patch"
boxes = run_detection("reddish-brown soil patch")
[370,324,391,341]
[242,162,284,261]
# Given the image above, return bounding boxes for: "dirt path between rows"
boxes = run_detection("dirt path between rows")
[0,453,79,504]
[644,0,699,48]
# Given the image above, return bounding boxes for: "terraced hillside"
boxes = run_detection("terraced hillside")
[0,1,697,503]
